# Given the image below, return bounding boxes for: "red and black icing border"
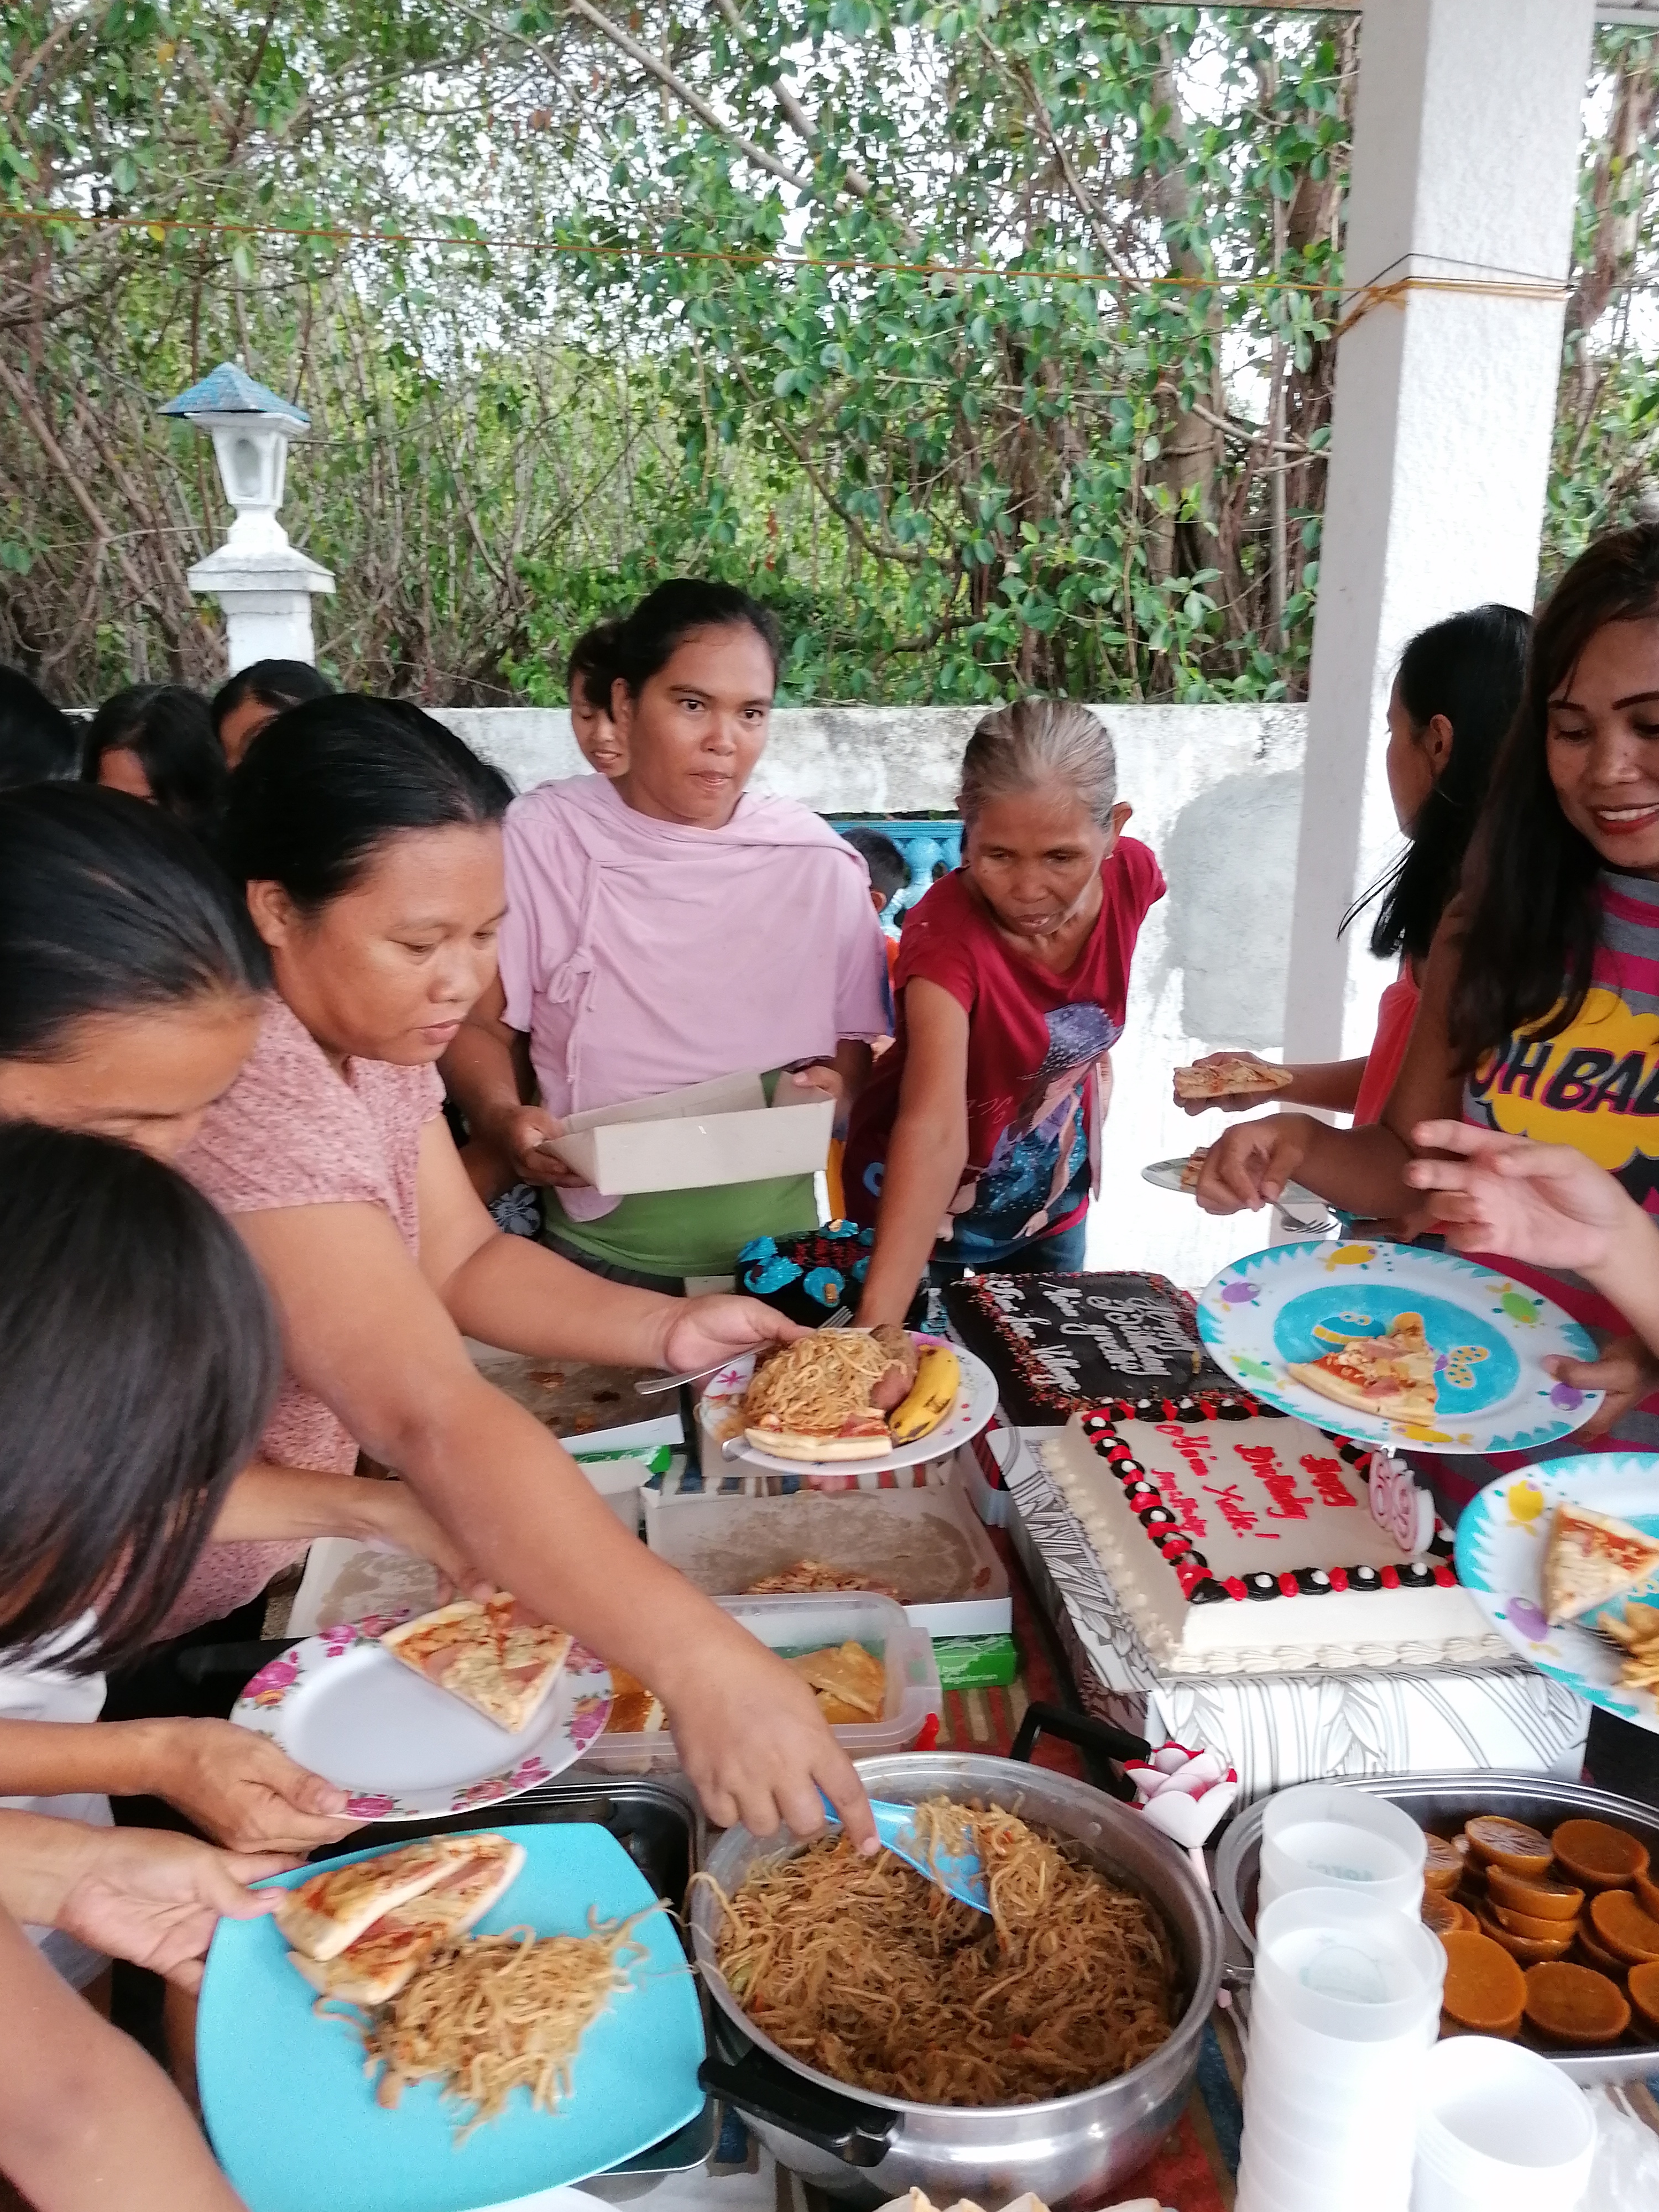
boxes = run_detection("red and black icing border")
[1074,1410,1459,1608]
[945,1271,1269,1424]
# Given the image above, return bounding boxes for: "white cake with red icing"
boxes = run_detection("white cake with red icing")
[1040,1410,1501,1673]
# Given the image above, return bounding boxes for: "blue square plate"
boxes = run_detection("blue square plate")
[197,1823,706,2212]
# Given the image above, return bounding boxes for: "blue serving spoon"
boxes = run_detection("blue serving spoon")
[817,1788,990,1914]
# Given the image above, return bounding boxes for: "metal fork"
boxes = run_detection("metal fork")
[634,1304,851,1397]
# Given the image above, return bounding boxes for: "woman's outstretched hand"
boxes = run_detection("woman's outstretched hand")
[664,1627,877,1850]
[661,1296,806,1378]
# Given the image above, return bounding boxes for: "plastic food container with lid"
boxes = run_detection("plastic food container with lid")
[578,1590,942,1776]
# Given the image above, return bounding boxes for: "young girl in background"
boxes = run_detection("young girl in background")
[83,685,228,838]
[210,659,333,768]
[568,619,626,777]
[1181,603,1529,1123]
[847,699,1162,1326]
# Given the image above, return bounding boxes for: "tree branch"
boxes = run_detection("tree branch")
[561,0,810,192]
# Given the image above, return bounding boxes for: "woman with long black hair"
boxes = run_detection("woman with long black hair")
[0,1121,293,2212]
[1196,524,1659,1510]
[1180,602,1530,1123]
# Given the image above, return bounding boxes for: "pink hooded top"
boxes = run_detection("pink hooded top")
[497,775,890,1221]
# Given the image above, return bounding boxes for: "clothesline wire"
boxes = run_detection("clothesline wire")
[0,202,1592,324]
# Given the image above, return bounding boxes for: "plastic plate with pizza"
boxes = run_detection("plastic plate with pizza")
[230,1622,612,1822]
[1455,1454,1659,1733]
[697,1332,999,1477]
[197,1823,705,2212]
[1196,1238,1601,1454]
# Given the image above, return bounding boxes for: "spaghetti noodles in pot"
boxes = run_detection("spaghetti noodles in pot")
[331,1910,656,2142]
[740,1331,894,1433]
[698,1802,1178,2106]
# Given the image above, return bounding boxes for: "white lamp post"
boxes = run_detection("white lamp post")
[160,362,335,674]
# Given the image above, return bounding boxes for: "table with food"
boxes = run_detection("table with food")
[170,1200,1659,2212]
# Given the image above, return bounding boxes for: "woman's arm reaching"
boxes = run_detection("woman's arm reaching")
[854,980,972,1329]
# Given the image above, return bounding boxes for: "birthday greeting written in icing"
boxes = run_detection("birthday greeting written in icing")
[984,1279,1202,1385]
[1120,1420,1393,1578]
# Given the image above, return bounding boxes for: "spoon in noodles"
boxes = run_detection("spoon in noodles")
[816,1789,990,1914]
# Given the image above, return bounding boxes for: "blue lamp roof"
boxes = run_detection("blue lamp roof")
[159,362,309,426]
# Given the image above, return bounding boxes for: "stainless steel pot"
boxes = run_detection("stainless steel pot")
[691,1753,1223,2209]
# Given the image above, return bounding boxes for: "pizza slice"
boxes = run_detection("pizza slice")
[274,1834,478,1963]
[1543,1503,1659,1626]
[381,1592,573,1734]
[1178,1149,1208,1193]
[1173,1056,1294,1102]
[288,1834,526,2004]
[1286,1311,1439,1428]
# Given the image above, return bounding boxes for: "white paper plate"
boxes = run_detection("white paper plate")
[1141,1155,1329,1217]
[231,1623,612,1821]
[1196,1238,1601,1453]
[1456,1453,1659,1733]
[697,1333,998,1475]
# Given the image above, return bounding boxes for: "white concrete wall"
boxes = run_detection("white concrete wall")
[437,702,1321,1291]
[1285,0,1595,1062]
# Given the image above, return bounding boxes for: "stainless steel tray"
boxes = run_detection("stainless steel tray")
[1214,1770,1659,2085]
[347,1772,717,2192]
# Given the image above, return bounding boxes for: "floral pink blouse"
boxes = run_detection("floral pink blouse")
[170,995,444,1635]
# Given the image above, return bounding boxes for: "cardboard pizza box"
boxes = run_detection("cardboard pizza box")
[544,1070,833,1196]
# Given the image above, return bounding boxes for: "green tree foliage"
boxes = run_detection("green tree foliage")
[0,8,1653,706]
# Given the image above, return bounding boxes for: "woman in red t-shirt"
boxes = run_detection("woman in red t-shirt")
[1177,603,1530,1126]
[846,700,1165,1326]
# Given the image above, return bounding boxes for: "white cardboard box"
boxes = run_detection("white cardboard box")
[1000,1426,1591,1801]
[546,1070,833,1196]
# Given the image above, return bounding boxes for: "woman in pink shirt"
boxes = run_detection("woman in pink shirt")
[176,695,873,1847]
[445,581,890,1286]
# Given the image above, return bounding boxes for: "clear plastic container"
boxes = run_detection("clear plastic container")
[578,1590,942,1776]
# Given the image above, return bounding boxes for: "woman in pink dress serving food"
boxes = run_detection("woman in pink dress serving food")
[846,698,1164,1327]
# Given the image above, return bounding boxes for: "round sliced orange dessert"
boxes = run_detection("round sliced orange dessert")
[1439,1930,1526,2036]
[1464,1817,1553,1877]
[1629,1959,1659,2035]
[1523,1960,1630,2047]
[1574,1922,1629,1979]
[1589,1887,1659,1965]
[1423,1834,1463,1895]
[1494,1900,1582,1943]
[1552,1818,1650,1892]
[1486,1865,1583,1922]
[1423,1892,1477,1939]
[1474,1904,1574,1964]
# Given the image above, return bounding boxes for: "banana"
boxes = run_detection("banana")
[887,1344,961,1444]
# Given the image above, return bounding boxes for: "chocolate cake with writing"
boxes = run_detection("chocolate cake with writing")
[944,1270,1261,1424]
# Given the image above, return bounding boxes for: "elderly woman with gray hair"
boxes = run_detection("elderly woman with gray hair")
[844,698,1164,1324]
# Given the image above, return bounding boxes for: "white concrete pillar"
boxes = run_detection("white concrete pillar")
[1284,0,1596,1062]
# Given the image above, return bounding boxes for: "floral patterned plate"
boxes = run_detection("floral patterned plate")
[230,1620,612,1821]
[697,1332,998,1476]
[1196,1238,1601,1454]
[1455,1453,1659,1734]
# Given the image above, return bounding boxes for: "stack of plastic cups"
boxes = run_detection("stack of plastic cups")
[1413,2037,1595,2211]
[1256,1782,1428,1918]
[1237,1887,1447,2212]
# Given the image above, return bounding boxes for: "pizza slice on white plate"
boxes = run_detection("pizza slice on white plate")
[1543,1503,1659,1626]
[287,1833,526,2005]
[381,1592,573,1734]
